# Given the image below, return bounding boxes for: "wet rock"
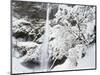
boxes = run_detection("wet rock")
[21,58,40,69]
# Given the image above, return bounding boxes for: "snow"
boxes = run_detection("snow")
[12,57,33,74]
[52,44,95,71]
[11,2,96,74]
[16,42,38,47]
[12,43,95,73]
[76,44,95,69]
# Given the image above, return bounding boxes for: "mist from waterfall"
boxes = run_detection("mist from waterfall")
[40,3,50,71]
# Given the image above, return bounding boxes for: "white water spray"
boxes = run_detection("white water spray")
[40,3,50,71]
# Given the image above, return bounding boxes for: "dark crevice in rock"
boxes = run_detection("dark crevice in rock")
[49,56,67,69]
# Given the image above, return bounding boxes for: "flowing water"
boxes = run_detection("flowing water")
[40,3,50,71]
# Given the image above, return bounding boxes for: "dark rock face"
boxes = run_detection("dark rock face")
[21,58,40,69]
[89,25,96,45]
[81,52,86,58]
[49,56,67,69]
[13,32,28,40]
[50,6,58,19]
[20,50,27,57]
[71,20,77,26]
[13,32,34,41]
[13,46,27,58]
[12,27,44,42]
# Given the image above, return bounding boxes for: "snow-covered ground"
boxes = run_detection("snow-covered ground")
[12,42,41,73]
[76,44,95,69]
[11,1,96,74]
[52,44,95,71]
[12,44,95,73]
[12,57,33,74]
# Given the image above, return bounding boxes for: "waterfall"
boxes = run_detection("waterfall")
[40,3,50,71]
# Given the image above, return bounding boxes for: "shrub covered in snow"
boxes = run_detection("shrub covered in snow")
[12,1,96,72]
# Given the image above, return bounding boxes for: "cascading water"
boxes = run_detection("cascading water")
[40,3,50,71]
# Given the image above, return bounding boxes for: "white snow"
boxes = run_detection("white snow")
[16,42,38,47]
[76,44,95,69]
[12,43,95,73]
[12,3,96,73]
[12,57,33,74]
[52,44,95,71]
